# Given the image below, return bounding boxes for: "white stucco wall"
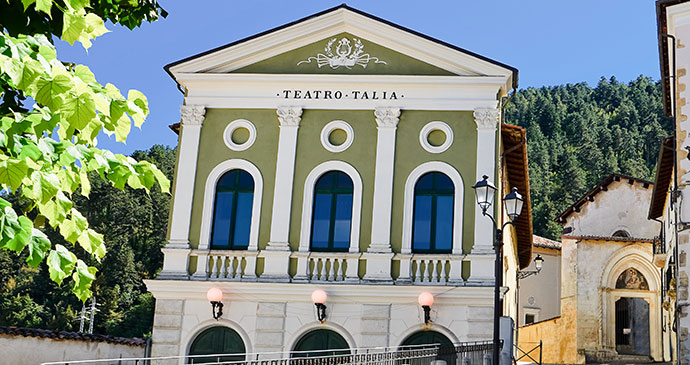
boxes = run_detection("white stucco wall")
[0,334,145,364]
[563,180,657,239]
[666,2,690,363]
[518,247,561,326]
[146,280,494,363]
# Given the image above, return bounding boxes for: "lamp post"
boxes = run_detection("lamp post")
[207,288,224,320]
[517,254,544,280]
[418,292,434,325]
[311,289,328,323]
[472,175,524,364]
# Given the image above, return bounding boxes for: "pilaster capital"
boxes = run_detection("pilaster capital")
[473,108,500,130]
[180,105,206,126]
[374,107,401,128]
[277,106,303,126]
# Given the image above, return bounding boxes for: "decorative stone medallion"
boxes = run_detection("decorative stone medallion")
[297,37,387,69]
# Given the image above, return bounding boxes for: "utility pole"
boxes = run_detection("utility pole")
[88,297,96,334]
[78,304,86,332]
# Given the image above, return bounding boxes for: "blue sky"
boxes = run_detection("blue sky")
[55,1,661,155]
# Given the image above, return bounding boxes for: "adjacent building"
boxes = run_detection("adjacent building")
[653,0,690,362]
[144,5,533,363]
[519,174,669,363]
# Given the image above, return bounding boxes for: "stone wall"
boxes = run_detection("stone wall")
[0,331,145,364]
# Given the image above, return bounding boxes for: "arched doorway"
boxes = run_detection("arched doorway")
[188,326,246,363]
[614,268,651,356]
[401,330,454,364]
[292,329,350,358]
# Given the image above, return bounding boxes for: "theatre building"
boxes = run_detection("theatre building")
[145,5,533,362]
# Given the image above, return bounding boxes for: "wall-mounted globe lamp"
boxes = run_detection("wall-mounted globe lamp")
[207,287,224,320]
[312,289,328,323]
[418,292,434,325]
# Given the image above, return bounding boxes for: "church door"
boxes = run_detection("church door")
[615,297,650,356]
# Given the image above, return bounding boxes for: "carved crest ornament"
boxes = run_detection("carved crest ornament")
[297,37,387,69]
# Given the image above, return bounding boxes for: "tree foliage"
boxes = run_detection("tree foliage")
[0,145,173,338]
[506,76,673,240]
[0,0,168,301]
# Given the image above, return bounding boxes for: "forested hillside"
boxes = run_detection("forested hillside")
[0,145,174,338]
[505,76,673,240]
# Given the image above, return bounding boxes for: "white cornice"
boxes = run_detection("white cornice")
[177,74,503,111]
[167,8,514,92]
[144,279,493,304]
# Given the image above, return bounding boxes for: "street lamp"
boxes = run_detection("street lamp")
[207,288,224,320]
[312,289,328,323]
[472,176,524,364]
[517,254,545,280]
[418,292,434,325]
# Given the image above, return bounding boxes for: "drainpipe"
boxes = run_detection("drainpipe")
[652,217,665,361]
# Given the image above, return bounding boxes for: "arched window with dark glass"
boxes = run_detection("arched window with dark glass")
[188,326,246,363]
[412,172,454,253]
[211,169,254,250]
[311,171,353,252]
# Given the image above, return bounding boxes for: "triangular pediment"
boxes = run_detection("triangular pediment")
[232,32,454,76]
[166,5,516,90]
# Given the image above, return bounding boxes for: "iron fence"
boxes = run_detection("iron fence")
[41,341,496,365]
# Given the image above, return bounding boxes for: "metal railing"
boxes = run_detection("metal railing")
[41,341,496,365]
[514,341,542,365]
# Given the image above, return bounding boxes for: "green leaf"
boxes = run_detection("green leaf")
[26,228,50,267]
[63,92,96,129]
[35,75,73,111]
[21,0,36,10]
[127,89,148,127]
[31,171,60,204]
[113,113,131,143]
[59,209,87,244]
[151,166,170,193]
[0,159,29,191]
[35,0,52,15]
[47,244,77,285]
[62,10,87,46]
[77,228,105,259]
[72,260,97,301]
[74,64,96,84]
[79,170,91,196]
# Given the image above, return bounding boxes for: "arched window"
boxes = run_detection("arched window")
[310,171,353,252]
[188,326,246,363]
[401,330,454,364]
[412,172,454,253]
[292,329,350,358]
[211,169,254,250]
[613,230,631,238]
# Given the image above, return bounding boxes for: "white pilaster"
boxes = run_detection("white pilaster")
[368,107,400,253]
[263,107,301,280]
[472,108,500,254]
[160,105,205,279]
[362,108,399,282]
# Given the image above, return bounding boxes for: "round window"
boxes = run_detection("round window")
[419,121,453,153]
[320,120,354,153]
[224,119,256,151]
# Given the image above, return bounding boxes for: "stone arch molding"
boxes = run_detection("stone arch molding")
[599,243,662,360]
[182,318,253,360]
[199,159,263,251]
[285,321,357,352]
[299,160,363,253]
[401,161,464,254]
[600,245,659,292]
